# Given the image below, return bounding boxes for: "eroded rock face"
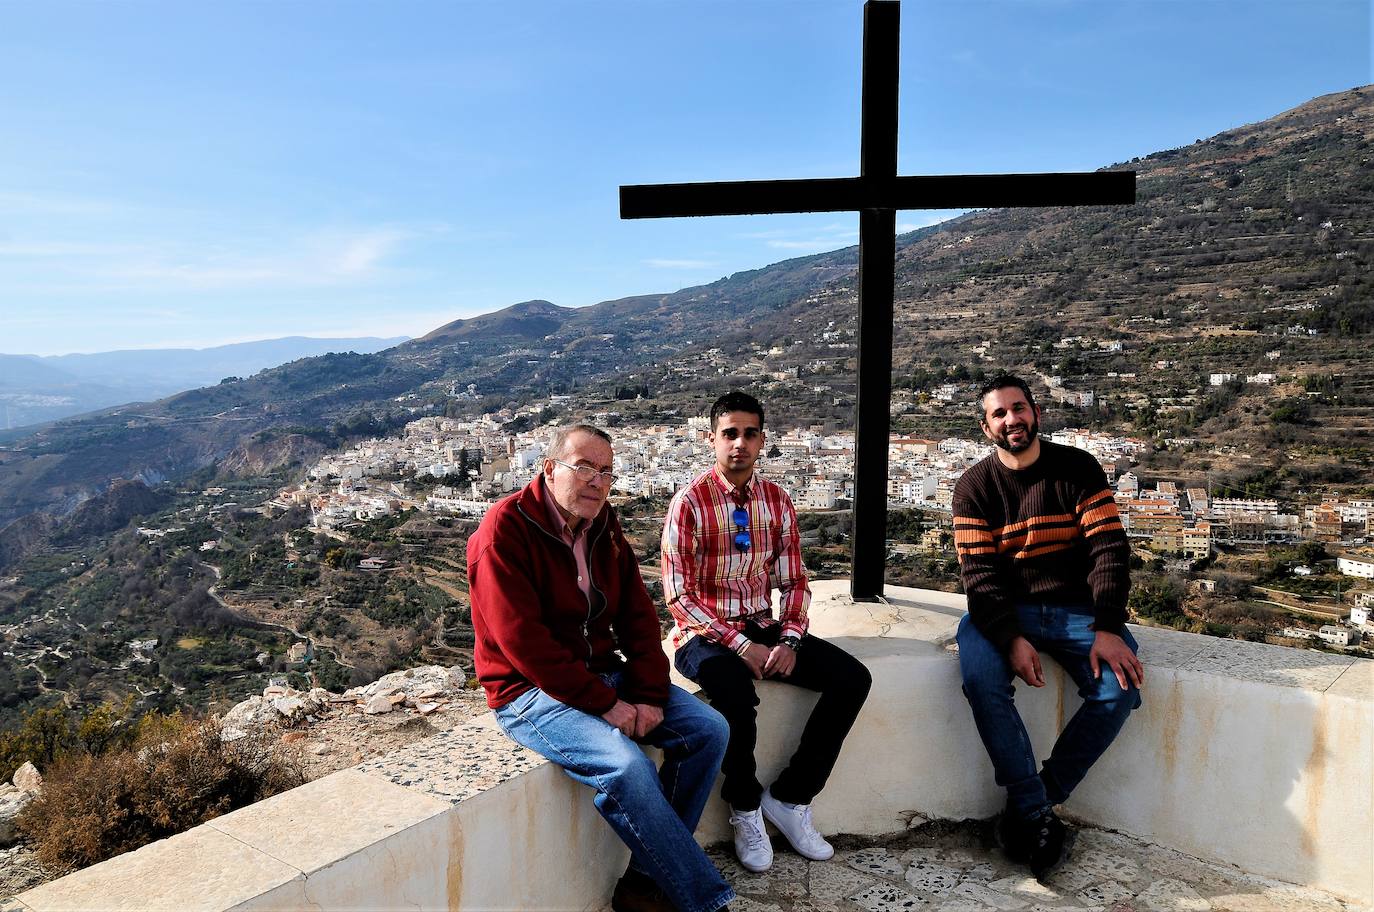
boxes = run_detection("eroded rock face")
[222,688,334,732]
[219,664,470,735]
[0,783,30,847]
[363,694,396,715]
[11,762,42,794]
[0,762,43,846]
[271,696,308,721]
[221,696,276,730]
[344,665,467,702]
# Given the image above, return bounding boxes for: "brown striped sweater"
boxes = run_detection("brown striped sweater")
[952,440,1130,651]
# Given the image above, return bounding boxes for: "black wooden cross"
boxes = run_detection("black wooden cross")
[621,0,1134,600]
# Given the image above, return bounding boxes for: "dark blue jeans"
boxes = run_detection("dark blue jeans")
[956,604,1141,818]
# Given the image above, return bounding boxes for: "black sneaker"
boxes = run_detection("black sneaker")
[610,868,674,912]
[998,806,1073,880]
[995,809,1031,864]
[1026,809,1073,881]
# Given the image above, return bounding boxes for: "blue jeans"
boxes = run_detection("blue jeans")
[956,604,1141,818]
[494,677,735,912]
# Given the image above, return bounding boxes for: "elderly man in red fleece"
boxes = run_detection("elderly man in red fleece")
[467,423,733,912]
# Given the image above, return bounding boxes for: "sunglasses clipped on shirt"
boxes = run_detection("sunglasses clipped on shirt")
[732,505,751,552]
[551,458,617,486]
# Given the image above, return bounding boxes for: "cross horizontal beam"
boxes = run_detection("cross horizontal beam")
[621,171,1135,219]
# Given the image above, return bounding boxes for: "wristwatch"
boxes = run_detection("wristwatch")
[778,635,801,652]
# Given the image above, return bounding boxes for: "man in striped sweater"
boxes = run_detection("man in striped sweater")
[953,374,1144,880]
[663,391,871,875]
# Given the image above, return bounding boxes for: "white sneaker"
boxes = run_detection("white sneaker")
[729,807,773,872]
[760,789,834,861]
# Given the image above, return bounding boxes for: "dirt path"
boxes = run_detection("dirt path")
[420,573,467,602]
[200,560,356,670]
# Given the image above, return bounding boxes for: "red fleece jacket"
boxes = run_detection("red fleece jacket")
[467,475,670,714]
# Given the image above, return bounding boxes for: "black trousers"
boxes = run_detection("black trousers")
[674,621,872,811]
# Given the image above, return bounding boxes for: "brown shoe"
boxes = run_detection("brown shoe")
[610,869,675,912]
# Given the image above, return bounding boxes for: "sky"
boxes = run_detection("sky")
[1,0,1369,356]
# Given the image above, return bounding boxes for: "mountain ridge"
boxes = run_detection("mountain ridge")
[0,86,1368,532]
[0,336,411,431]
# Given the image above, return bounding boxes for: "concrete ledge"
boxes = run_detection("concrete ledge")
[783,583,1372,905]
[10,823,303,912]
[15,582,1373,909]
[13,722,619,912]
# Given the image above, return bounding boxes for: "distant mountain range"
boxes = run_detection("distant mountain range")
[0,86,1369,533]
[0,336,408,429]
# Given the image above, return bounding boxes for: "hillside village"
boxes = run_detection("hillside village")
[287,389,1369,543]
[263,388,1374,645]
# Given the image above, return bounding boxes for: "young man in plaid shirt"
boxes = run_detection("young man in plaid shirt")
[662,391,871,873]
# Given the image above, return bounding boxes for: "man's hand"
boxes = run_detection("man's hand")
[763,643,797,678]
[740,643,769,680]
[601,699,638,737]
[1008,636,1045,687]
[631,703,664,739]
[1090,631,1144,690]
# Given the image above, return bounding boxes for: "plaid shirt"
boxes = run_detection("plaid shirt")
[661,465,811,651]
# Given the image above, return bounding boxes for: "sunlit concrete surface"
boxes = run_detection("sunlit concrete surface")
[632,819,1363,912]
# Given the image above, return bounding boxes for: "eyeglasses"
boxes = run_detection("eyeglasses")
[732,506,751,552]
[551,458,616,486]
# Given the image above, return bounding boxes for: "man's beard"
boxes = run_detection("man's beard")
[992,416,1039,453]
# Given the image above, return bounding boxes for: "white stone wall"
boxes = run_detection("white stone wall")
[15,583,1372,911]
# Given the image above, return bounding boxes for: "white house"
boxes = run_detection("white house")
[799,477,841,511]
[1318,625,1357,647]
[1337,554,1374,579]
[1212,498,1279,517]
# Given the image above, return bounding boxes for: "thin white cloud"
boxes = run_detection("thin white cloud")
[104,227,415,290]
[737,223,857,241]
[0,216,424,294]
[766,239,848,251]
[645,258,717,269]
[0,190,123,217]
[744,220,860,253]
[243,309,482,344]
[328,229,409,276]
[0,241,145,258]
[149,329,413,350]
[6,306,459,355]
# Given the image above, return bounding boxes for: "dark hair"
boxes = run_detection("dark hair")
[547,423,612,460]
[709,391,765,430]
[977,374,1037,423]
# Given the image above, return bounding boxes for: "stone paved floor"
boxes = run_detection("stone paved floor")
[663,820,1366,912]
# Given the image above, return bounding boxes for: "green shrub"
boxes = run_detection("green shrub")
[1129,576,1187,628]
[0,705,78,781]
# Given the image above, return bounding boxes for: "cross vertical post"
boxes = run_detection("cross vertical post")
[852,0,900,600]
